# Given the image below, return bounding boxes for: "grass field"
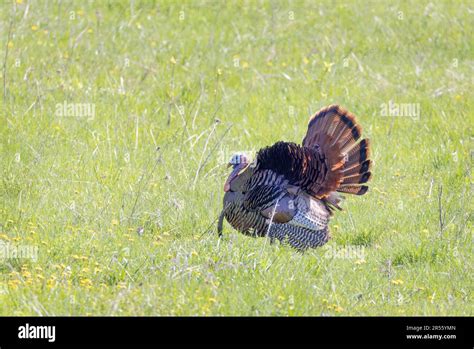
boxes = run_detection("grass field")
[0,0,472,316]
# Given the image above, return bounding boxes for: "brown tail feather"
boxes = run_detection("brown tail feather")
[340,129,364,153]
[343,159,371,175]
[345,138,370,159]
[341,171,372,185]
[304,105,362,147]
[337,185,369,195]
[344,149,369,168]
[303,105,372,196]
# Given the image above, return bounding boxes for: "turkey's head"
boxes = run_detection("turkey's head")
[224,153,253,192]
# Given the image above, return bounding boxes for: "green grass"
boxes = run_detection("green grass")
[0,0,472,316]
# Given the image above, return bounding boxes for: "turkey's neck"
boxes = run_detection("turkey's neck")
[229,165,256,192]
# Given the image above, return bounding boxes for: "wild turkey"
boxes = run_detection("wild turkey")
[218,105,372,250]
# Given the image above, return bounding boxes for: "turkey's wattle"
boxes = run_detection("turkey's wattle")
[218,105,372,251]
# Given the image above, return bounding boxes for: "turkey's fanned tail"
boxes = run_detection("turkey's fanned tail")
[303,105,372,196]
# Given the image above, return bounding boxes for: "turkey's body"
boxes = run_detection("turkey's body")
[223,190,331,250]
[219,105,372,251]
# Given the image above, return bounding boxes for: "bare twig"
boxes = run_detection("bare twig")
[3,20,13,102]
[428,178,434,198]
[201,123,233,179]
[260,193,285,255]
[128,149,162,222]
[199,206,228,238]
[192,122,232,188]
[128,129,180,222]
[167,62,175,126]
[438,184,445,236]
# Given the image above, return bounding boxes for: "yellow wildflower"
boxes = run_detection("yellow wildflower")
[323,61,335,72]
[8,279,20,289]
[391,279,404,285]
[0,234,10,241]
[428,293,436,303]
[79,278,93,288]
